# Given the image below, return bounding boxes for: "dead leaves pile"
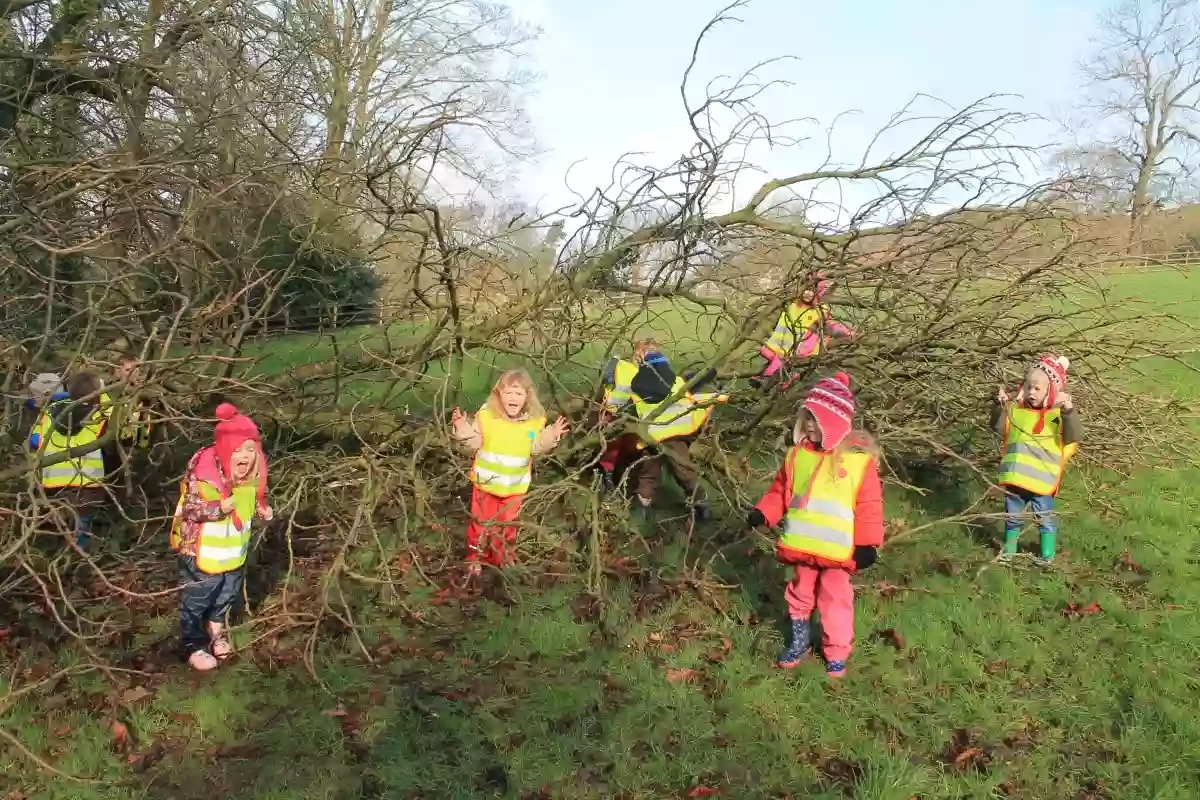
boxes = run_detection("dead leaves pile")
[1062,600,1103,619]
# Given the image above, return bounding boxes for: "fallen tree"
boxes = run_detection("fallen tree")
[1,3,1197,784]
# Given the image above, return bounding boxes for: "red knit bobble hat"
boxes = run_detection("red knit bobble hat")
[803,372,856,451]
[1030,354,1070,409]
[213,402,267,502]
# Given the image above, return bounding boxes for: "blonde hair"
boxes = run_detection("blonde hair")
[486,369,545,419]
[633,338,659,361]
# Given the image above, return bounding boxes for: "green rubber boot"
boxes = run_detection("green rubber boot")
[1037,531,1057,566]
[998,529,1020,561]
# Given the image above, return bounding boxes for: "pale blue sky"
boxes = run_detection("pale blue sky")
[509,0,1110,218]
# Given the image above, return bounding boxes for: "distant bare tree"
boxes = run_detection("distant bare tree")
[1078,0,1200,248]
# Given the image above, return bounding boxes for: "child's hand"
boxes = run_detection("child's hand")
[1056,392,1074,411]
[258,505,274,522]
[220,496,236,514]
[549,416,569,441]
[996,385,1010,404]
[451,407,471,436]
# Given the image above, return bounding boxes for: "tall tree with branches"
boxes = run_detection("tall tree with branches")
[1078,0,1200,250]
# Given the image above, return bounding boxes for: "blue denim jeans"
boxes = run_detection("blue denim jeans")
[178,556,244,657]
[1003,488,1056,557]
[1003,489,1055,534]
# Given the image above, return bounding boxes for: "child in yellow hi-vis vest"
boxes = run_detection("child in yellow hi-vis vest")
[992,355,1081,566]
[170,404,273,671]
[452,370,569,573]
[747,374,884,678]
[752,274,853,389]
[30,371,107,551]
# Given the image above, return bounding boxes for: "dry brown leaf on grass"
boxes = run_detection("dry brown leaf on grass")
[705,638,733,663]
[1115,550,1149,574]
[666,668,701,684]
[1063,601,1103,619]
[686,786,720,798]
[120,686,153,705]
[127,742,166,772]
[953,747,982,766]
[109,720,132,753]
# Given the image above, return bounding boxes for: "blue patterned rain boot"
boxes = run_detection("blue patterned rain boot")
[777,618,811,669]
[826,659,847,679]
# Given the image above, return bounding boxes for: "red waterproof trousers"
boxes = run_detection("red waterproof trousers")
[598,432,641,473]
[466,487,524,566]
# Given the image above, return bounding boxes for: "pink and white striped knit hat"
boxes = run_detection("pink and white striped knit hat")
[803,372,856,450]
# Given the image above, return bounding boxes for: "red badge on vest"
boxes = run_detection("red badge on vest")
[837,467,848,479]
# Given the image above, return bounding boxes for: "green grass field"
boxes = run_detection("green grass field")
[4,271,1200,799]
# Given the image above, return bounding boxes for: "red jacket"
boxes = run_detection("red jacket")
[754,441,884,571]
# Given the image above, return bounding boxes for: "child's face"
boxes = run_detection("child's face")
[229,440,258,482]
[799,288,816,304]
[499,384,528,418]
[800,409,823,447]
[115,359,138,382]
[1024,369,1051,408]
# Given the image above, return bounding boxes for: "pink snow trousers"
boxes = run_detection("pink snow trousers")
[784,564,855,662]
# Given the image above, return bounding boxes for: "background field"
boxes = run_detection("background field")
[3,270,1200,799]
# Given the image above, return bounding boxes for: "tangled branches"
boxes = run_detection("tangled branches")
[0,7,1197,783]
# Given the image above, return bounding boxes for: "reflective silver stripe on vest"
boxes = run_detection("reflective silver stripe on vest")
[1001,458,1059,483]
[42,462,104,481]
[477,450,530,468]
[646,402,692,428]
[782,519,853,547]
[1007,441,1059,465]
[196,543,248,562]
[788,495,854,520]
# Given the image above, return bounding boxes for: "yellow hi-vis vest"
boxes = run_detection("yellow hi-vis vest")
[633,377,704,443]
[999,406,1074,496]
[687,390,728,430]
[471,406,545,497]
[764,302,828,357]
[780,447,871,563]
[100,391,150,449]
[604,359,639,412]
[35,410,105,489]
[171,481,257,573]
